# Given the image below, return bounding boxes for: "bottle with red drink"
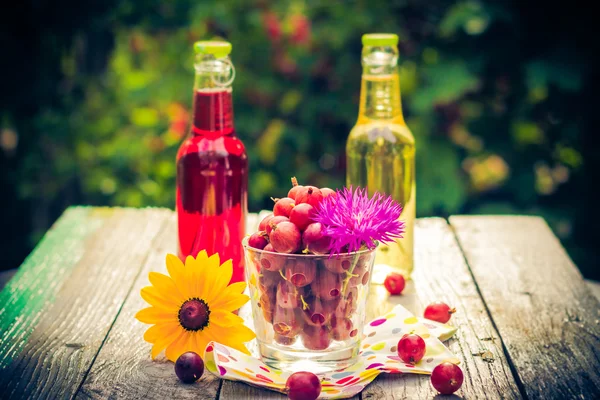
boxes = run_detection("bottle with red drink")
[176,41,248,283]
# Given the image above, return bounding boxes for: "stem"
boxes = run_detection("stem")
[291,177,299,187]
[341,253,361,294]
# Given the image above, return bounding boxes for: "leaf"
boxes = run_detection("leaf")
[410,62,480,113]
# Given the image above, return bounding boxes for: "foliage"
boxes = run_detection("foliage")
[0,0,595,277]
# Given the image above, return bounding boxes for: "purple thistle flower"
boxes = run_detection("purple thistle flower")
[313,186,405,255]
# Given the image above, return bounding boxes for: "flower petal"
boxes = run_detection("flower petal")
[213,294,251,313]
[152,326,185,359]
[208,252,221,269]
[140,286,180,311]
[135,307,177,324]
[143,322,179,343]
[165,329,189,362]
[148,272,185,300]
[194,332,211,358]
[188,253,205,298]
[211,281,247,307]
[198,254,229,302]
[213,259,233,292]
[166,254,189,298]
[204,326,251,355]
[210,309,245,327]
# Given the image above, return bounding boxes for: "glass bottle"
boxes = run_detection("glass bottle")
[346,34,415,282]
[176,41,248,284]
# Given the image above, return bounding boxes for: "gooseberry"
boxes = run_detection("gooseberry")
[295,186,323,208]
[265,216,289,235]
[175,352,204,383]
[273,305,303,338]
[289,203,315,231]
[276,280,303,309]
[302,222,331,254]
[248,231,268,250]
[302,296,332,327]
[310,268,341,301]
[284,259,316,287]
[285,371,321,400]
[270,221,301,253]
[260,244,286,271]
[273,197,295,217]
[330,317,353,341]
[397,333,426,364]
[424,301,456,323]
[320,187,336,198]
[384,273,405,295]
[301,325,331,351]
[430,362,464,395]
[288,177,304,200]
[258,213,274,231]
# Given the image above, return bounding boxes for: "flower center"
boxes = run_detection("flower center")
[178,298,210,331]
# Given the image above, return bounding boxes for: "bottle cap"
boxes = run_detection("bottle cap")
[362,33,399,47]
[194,41,232,58]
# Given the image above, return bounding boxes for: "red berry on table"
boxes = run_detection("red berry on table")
[397,333,426,364]
[274,197,296,217]
[295,186,323,208]
[285,371,321,400]
[174,352,204,383]
[258,213,274,231]
[265,216,289,235]
[248,232,268,250]
[384,273,405,295]
[430,362,464,395]
[289,203,315,231]
[424,301,456,323]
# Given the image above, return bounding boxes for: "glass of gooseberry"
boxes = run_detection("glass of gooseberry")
[243,238,378,373]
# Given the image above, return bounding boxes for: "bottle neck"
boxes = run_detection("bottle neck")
[357,46,405,124]
[191,57,235,137]
[192,88,234,137]
[357,70,404,124]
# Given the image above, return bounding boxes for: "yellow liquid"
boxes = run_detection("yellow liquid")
[346,73,415,282]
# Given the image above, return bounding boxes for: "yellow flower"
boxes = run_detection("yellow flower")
[135,251,255,362]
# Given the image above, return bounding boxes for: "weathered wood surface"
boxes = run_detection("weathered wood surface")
[361,218,521,400]
[2,208,597,400]
[0,207,170,399]
[76,213,222,400]
[450,216,600,400]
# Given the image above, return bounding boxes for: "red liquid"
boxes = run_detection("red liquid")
[176,89,248,283]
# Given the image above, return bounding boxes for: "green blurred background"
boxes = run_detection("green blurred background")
[1,0,598,279]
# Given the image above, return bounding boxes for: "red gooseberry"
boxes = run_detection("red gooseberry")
[384,273,405,295]
[424,301,456,323]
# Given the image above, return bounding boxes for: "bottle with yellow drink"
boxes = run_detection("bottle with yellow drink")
[346,33,415,283]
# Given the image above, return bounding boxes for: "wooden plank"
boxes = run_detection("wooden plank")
[0,207,170,399]
[0,207,101,370]
[75,213,222,399]
[450,216,600,399]
[361,218,522,399]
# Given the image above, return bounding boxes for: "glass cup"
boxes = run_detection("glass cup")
[243,238,377,373]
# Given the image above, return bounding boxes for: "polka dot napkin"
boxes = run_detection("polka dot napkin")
[204,304,458,399]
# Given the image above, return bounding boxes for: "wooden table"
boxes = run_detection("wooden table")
[1,207,599,400]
